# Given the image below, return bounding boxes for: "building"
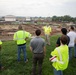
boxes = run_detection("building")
[5,15,16,22]
[26,17,31,22]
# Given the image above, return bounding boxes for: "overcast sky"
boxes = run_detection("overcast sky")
[0,0,76,17]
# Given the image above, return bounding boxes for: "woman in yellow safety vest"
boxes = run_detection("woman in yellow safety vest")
[49,35,69,75]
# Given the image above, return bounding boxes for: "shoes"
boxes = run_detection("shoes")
[25,59,28,63]
[47,44,50,46]
[17,59,28,63]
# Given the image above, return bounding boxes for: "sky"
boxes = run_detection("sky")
[0,0,76,17]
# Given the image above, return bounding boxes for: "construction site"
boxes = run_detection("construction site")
[0,24,61,41]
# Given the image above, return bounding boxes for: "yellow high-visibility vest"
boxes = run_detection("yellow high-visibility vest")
[51,45,69,70]
[43,26,51,35]
[0,40,2,45]
[13,30,31,45]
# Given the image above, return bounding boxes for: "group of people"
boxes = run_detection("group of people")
[0,25,76,75]
[49,25,76,75]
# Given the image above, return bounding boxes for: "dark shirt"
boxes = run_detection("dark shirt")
[56,35,70,46]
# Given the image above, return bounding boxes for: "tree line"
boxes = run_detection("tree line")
[52,15,76,23]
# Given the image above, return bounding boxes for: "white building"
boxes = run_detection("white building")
[5,15,16,21]
[26,17,31,21]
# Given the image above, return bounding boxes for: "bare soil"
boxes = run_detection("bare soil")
[0,25,61,41]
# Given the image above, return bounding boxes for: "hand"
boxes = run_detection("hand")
[51,58,57,62]
[49,56,57,62]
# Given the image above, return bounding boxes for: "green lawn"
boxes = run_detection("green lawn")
[0,35,76,75]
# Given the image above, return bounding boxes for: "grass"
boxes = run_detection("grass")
[0,34,76,75]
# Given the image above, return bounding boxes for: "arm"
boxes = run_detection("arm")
[0,45,1,51]
[49,49,58,62]
[67,36,70,45]
[25,37,29,40]
[56,37,60,47]
[30,40,33,52]
[30,46,32,52]
[74,34,76,44]
[43,39,46,56]
[13,33,17,41]
[25,32,32,40]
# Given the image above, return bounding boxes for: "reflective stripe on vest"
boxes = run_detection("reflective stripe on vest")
[57,48,64,64]
[15,31,25,40]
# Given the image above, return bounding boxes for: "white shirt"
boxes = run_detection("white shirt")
[67,31,76,47]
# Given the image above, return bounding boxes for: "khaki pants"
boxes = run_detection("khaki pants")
[45,34,50,45]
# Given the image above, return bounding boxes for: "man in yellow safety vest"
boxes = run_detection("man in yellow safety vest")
[13,25,31,62]
[43,24,52,45]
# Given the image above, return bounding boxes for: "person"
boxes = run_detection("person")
[49,35,69,75]
[0,40,3,70]
[74,38,76,58]
[56,28,70,47]
[74,27,76,58]
[67,26,76,60]
[30,29,46,75]
[42,24,52,45]
[13,25,31,62]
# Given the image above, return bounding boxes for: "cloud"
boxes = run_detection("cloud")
[0,0,76,17]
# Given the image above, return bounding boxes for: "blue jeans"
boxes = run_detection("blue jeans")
[69,47,73,60]
[17,44,27,61]
[74,44,76,57]
[53,68,63,75]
